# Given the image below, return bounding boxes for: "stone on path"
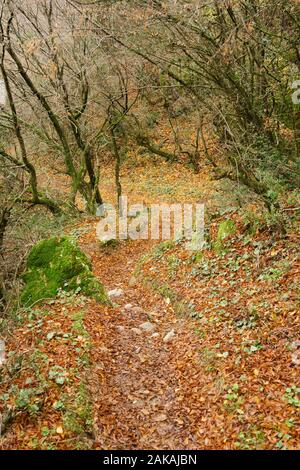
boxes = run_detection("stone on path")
[124,303,133,310]
[139,321,155,332]
[108,288,124,299]
[163,329,176,343]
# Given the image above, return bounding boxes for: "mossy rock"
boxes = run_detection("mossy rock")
[217,219,236,241]
[213,219,237,254]
[21,236,108,306]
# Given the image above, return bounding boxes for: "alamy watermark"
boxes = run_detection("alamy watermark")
[96,196,205,251]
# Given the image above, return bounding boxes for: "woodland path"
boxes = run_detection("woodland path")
[80,231,203,450]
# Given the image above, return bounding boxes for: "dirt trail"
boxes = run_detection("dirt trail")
[81,234,201,450]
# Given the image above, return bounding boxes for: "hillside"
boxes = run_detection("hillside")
[0,157,299,450]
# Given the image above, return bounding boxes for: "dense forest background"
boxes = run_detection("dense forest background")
[1,0,299,309]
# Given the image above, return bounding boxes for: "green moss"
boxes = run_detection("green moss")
[62,381,93,440]
[217,219,236,242]
[213,219,237,254]
[21,236,108,306]
[67,271,107,303]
